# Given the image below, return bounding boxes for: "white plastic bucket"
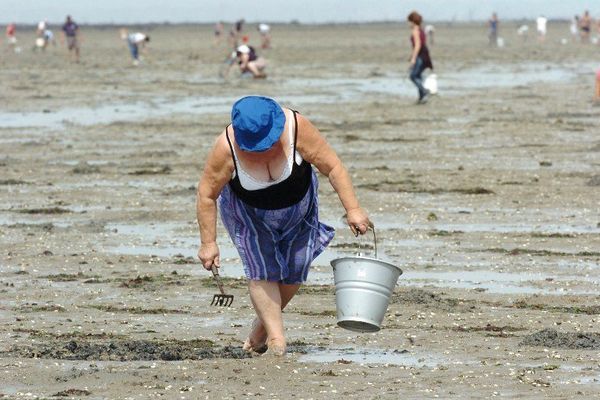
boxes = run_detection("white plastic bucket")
[424,73,438,95]
[330,230,402,333]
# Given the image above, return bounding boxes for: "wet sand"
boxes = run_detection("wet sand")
[1,23,600,398]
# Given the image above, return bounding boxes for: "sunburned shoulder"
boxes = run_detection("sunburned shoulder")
[294,112,314,132]
[213,129,232,157]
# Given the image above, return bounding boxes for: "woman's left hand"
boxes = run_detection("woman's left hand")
[346,207,372,236]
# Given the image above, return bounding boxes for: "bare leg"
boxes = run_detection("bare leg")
[244,283,300,352]
[595,77,600,101]
[247,281,300,355]
[246,61,266,78]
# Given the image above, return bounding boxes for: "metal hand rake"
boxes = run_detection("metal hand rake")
[210,265,234,307]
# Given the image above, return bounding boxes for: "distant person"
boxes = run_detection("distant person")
[234,43,266,78]
[536,15,547,42]
[214,21,224,46]
[570,15,580,42]
[407,11,433,104]
[425,24,435,45]
[43,29,55,48]
[61,15,80,62]
[36,20,47,37]
[235,19,244,35]
[5,23,17,52]
[121,29,150,66]
[229,19,245,48]
[488,13,499,46]
[35,29,54,51]
[258,23,271,49]
[580,11,592,43]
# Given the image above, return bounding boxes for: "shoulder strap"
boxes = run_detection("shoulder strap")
[224,125,239,177]
[292,110,299,154]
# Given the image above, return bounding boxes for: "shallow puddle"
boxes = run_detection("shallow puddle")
[0,93,338,130]
[0,97,232,129]
[361,221,600,235]
[402,270,600,295]
[99,222,600,293]
[2,62,594,130]
[298,347,440,367]
[103,222,347,281]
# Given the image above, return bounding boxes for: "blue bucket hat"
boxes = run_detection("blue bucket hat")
[231,96,285,152]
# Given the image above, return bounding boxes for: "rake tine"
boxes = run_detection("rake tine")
[210,265,234,307]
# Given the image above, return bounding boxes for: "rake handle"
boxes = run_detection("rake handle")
[211,264,227,295]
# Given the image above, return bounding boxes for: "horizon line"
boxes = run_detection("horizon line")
[1,17,573,26]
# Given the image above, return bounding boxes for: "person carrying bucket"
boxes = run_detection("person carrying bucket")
[196,96,371,356]
[407,11,434,104]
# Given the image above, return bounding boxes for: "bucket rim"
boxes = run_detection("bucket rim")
[330,255,402,274]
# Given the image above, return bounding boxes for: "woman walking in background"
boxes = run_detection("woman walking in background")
[407,11,433,104]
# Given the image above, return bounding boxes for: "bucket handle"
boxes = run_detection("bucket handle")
[356,222,377,258]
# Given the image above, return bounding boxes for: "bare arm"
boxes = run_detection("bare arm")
[196,130,234,268]
[295,113,371,235]
[410,27,421,64]
[239,53,249,70]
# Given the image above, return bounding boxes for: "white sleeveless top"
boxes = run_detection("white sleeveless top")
[231,109,303,191]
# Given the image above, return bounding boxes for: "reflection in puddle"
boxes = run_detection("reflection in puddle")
[298,347,440,367]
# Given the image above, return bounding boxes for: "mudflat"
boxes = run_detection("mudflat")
[1,22,599,399]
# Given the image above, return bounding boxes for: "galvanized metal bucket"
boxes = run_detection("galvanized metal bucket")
[331,228,402,333]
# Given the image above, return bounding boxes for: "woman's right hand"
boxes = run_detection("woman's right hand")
[346,207,372,236]
[198,241,220,270]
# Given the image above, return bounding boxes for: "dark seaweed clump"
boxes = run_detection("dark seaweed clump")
[520,329,600,350]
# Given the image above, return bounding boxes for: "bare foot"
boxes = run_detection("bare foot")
[242,318,268,354]
[266,338,286,356]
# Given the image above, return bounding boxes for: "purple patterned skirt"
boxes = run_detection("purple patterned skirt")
[218,170,335,284]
